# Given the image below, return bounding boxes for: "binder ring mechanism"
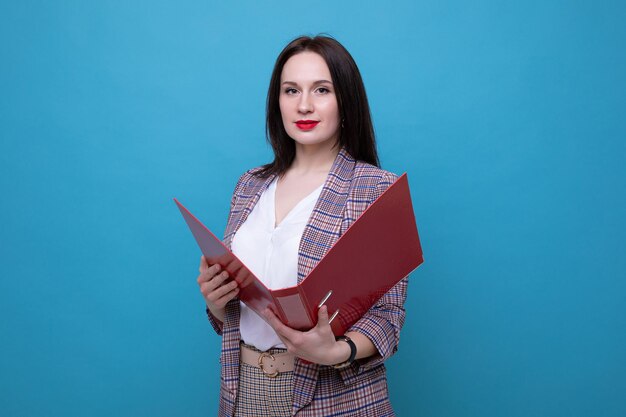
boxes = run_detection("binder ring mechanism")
[318,290,340,324]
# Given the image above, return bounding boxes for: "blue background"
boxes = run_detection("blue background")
[1,1,625,416]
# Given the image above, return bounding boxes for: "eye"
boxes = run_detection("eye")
[284,88,299,95]
[316,87,331,94]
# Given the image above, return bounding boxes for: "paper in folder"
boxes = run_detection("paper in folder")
[175,173,423,336]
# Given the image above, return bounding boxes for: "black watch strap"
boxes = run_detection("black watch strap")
[333,335,357,369]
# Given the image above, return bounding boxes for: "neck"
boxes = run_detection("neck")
[290,140,340,175]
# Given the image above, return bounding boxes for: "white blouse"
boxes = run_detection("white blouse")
[231,178,324,351]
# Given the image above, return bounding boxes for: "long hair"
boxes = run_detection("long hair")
[256,35,379,178]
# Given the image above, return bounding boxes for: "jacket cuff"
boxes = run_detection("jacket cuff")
[350,314,398,371]
[205,306,224,336]
[336,276,409,383]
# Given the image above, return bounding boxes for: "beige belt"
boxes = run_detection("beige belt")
[240,343,295,377]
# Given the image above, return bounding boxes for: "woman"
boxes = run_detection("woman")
[196,35,408,417]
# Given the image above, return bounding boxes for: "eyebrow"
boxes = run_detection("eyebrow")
[281,80,333,86]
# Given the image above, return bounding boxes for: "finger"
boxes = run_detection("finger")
[202,273,234,297]
[263,308,299,343]
[214,286,240,306]
[199,257,221,275]
[198,264,223,284]
[262,309,294,347]
[198,256,218,273]
[315,305,330,329]
[204,276,238,300]
[199,255,208,272]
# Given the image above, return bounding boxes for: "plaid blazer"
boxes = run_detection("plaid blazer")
[206,148,409,417]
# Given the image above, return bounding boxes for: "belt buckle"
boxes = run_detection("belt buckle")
[258,352,279,378]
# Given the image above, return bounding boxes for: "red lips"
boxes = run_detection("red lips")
[295,120,319,130]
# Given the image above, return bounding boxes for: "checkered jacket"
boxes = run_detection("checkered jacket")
[206,148,409,416]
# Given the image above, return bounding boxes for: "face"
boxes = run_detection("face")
[279,52,341,149]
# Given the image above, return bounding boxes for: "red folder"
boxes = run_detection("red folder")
[175,173,423,336]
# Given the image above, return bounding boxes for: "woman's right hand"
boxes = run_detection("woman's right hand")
[197,255,239,323]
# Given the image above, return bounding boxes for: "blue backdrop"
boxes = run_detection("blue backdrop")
[1,1,625,416]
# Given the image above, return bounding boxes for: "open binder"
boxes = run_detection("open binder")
[175,173,423,336]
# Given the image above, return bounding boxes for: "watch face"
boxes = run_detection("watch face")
[332,361,352,369]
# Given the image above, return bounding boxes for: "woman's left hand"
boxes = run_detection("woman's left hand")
[263,306,350,366]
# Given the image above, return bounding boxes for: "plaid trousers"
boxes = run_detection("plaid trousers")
[234,343,293,417]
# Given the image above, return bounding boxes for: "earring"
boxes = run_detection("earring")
[341,118,345,129]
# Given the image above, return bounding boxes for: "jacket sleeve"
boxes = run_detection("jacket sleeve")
[205,306,224,336]
[342,171,410,375]
[204,171,249,336]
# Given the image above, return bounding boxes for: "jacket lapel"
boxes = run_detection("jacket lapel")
[296,147,356,281]
[223,173,276,250]
[292,147,356,413]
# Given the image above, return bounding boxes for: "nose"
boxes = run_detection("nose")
[298,92,313,114]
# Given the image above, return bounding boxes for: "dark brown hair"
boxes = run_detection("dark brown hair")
[256,34,379,178]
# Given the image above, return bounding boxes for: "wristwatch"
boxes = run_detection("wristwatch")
[332,335,357,369]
